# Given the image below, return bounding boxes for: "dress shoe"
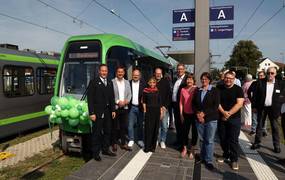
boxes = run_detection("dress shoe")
[274,147,281,153]
[93,155,101,161]
[102,150,117,156]
[251,143,261,150]
[112,144,118,152]
[120,144,132,151]
[205,163,215,171]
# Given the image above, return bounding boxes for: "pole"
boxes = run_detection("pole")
[194,0,210,85]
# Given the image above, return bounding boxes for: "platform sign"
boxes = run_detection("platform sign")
[173,9,195,23]
[172,27,195,41]
[210,24,234,39]
[210,5,234,21]
[173,5,234,23]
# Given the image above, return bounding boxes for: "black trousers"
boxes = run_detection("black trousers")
[173,102,182,146]
[91,109,112,157]
[254,107,280,148]
[218,119,241,162]
[144,107,160,152]
[111,108,128,145]
[281,113,285,140]
[182,113,198,147]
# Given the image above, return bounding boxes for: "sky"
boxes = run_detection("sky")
[0,0,284,69]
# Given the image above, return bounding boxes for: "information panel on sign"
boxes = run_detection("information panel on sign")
[172,27,195,41]
[210,24,234,39]
[173,5,234,24]
[173,9,195,24]
[210,5,234,21]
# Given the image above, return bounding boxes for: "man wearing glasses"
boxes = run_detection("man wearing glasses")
[251,67,284,153]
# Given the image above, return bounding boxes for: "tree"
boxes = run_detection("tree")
[224,40,262,76]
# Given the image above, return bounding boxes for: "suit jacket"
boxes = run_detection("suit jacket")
[112,78,132,110]
[129,80,146,111]
[157,78,171,107]
[249,79,285,118]
[87,77,115,117]
[192,86,220,122]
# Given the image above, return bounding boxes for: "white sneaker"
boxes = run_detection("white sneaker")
[137,141,144,148]
[160,141,166,149]
[128,140,134,147]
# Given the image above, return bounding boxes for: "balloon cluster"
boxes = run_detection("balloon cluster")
[45,96,90,127]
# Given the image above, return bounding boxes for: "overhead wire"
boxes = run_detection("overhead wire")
[247,4,285,39]
[35,0,105,33]
[74,0,94,19]
[92,0,160,46]
[0,12,71,36]
[127,0,177,50]
[220,0,265,60]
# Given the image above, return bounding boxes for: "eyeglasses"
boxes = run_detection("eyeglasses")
[267,72,275,75]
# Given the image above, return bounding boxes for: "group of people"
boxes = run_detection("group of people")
[86,63,285,171]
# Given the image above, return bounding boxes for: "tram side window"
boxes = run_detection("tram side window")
[36,68,56,94]
[107,46,132,80]
[3,66,35,97]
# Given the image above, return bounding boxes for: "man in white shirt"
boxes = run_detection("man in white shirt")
[112,66,132,151]
[251,67,284,153]
[128,69,146,148]
[172,64,187,149]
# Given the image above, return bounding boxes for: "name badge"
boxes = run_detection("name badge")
[276,89,280,93]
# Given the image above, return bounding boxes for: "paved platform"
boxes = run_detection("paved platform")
[0,130,58,169]
[68,129,285,180]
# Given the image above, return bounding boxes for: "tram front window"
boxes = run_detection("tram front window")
[61,41,101,97]
[62,61,99,96]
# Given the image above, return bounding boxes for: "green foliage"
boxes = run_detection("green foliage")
[225,40,263,75]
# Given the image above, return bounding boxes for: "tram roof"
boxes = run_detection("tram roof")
[66,34,171,65]
[167,50,195,65]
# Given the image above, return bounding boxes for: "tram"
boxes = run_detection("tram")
[0,46,59,139]
[54,34,172,153]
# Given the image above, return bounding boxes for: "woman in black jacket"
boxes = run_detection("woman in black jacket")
[193,72,220,170]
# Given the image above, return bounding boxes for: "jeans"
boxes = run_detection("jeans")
[251,112,267,133]
[196,120,217,164]
[159,109,169,142]
[128,106,144,141]
[251,112,257,132]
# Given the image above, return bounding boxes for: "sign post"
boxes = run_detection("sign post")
[194,0,210,84]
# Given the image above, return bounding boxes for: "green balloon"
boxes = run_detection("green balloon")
[50,96,59,106]
[58,97,68,108]
[45,105,53,114]
[61,109,69,117]
[69,118,79,127]
[65,95,73,100]
[69,108,79,118]
[69,99,78,107]
[65,104,72,110]
[82,103,88,112]
[55,110,61,116]
[56,117,62,124]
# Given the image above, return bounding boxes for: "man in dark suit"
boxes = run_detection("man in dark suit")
[172,63,187,148]
[87,64,116,161]
[251,67,284,153]
[128,68,146,149]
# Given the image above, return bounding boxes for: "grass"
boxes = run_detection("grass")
[0,147,86,180]
[0,126,58,151]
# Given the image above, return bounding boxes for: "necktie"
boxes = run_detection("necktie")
[103,78,107,86]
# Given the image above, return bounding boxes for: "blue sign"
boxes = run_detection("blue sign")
[210,5,234,21]
[210,24,234,39]
[173,5,234,23]
[173,9,195,24]
[172,27,195,41]
[172,24,234,41]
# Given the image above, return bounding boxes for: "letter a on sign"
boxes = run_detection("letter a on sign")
[180,13,188,22]
[218,10,226,19]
